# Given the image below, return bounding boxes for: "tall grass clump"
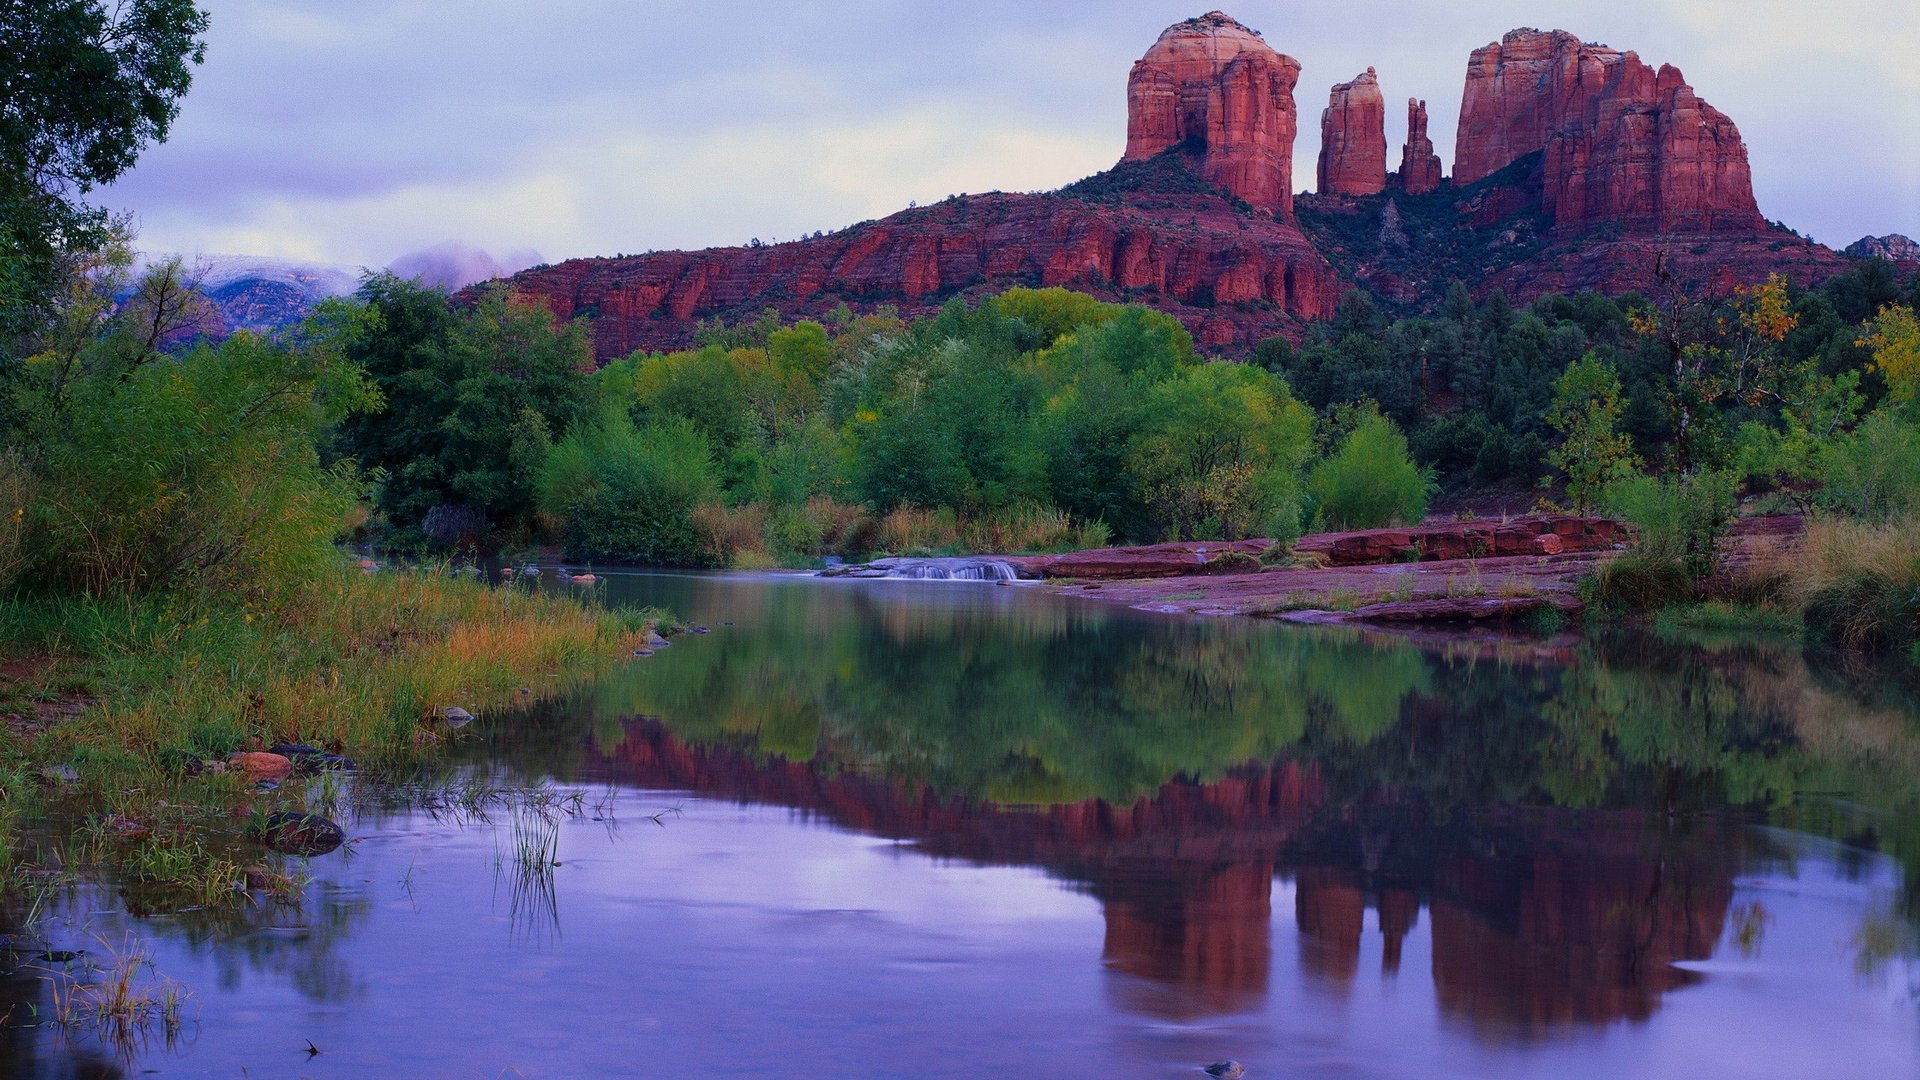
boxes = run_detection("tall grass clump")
[1785,515,1920,651]
[0,567,658,769]
[876,506,962,555]
[1593,471,1736,612]
[41,932,192,1041]
[960,500,1111,554]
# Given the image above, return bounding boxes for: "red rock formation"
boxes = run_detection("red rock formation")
[1396,98,1443,195]
[1289,515,1629,566]
[490,17,1845,359]
[506,190,1338,361]
[1124,12,1302,218]
[1452,28,1763,234]
[1317,68,1388,196]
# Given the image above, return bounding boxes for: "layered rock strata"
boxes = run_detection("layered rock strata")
[1453,28,1763,233]
[1123,11,1302,217]
[1317,69,1388,196]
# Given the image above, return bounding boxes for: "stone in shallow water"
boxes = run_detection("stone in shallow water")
[269,743,357,773]
[261,811,346,857]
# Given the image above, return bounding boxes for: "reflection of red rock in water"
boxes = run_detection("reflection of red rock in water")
[1428,815,1737,1032]
[1379,887,1421,974]
[592,720,1740,1030]
[1295,866,1366,988]
[1101,861,1274,1019]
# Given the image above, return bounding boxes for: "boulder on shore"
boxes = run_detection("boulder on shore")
[227,751,293,782]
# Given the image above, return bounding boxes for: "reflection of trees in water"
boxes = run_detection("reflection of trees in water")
[484,581,1920,873]
[442,574,1920,1032]
[150,881,375,1006]
[0,901,128,1080]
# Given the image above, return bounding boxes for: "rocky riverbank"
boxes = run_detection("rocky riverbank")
[824,515,1804,630]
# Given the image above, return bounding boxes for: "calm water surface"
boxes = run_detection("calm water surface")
[5,572,1919,1078]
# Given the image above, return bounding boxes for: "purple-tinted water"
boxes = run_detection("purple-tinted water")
[4,572,1917,1077]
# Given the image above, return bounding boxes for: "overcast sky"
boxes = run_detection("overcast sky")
[102,0,1920,270]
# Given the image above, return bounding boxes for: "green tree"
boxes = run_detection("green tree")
[0,0,209,345]
[18,267,375,596]
[1858,305,1920,417]
[1307,411,1434,530]
[538,411,721,565]
[1129,364,1314,541]
[334,280,590,542]
[1544,353,1641,513]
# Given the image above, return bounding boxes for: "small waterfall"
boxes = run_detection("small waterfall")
[886,559,1019,581]
[822,557,1025,581]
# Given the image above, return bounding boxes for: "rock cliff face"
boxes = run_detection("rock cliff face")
[1452,29,1762,234]
[1123,12,1301,218]
[1317,69,1387,196]
[1396,98,1443,195]
[509,183,1339,360]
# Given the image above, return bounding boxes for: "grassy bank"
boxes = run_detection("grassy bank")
[0,564,662,904]
[1596,514,1920,663]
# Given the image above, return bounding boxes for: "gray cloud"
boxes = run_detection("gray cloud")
[388,240,542,291]
[105,1,1919,266]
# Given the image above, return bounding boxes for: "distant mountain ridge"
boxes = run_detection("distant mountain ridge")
[137,243,546,338]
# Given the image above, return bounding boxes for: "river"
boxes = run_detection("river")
[5,571,1918,1077]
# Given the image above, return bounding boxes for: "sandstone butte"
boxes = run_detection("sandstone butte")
[494,14,1856,361]
[1453,28,1763,233]
[1123,11,1302,218]
[1396,98,1443,195]
[1316,68,1387,196]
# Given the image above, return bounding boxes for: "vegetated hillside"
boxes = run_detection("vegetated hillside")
[1296,152,1847,314]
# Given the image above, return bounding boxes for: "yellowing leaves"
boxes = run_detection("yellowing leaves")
[1858,305,1920,413]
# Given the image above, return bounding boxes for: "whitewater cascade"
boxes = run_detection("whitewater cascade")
[819,557,1027,581]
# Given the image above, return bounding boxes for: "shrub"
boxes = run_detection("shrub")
[1817,411,1920,521]
[1307,414,1434,531]
[692,502,769,567]
[802,497,879,555]
[31,331,369,598]
[1591,470,1737,612]
[1544,353,1639,514]
[1785,515,1920,650]
[538,414,721,566]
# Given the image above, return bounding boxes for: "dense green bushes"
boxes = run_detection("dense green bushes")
[1306,411,1433,530]
[1592,471,1737,611]
[512,288,1371,563]
[3,257,375,599]
[537,411,720,566]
